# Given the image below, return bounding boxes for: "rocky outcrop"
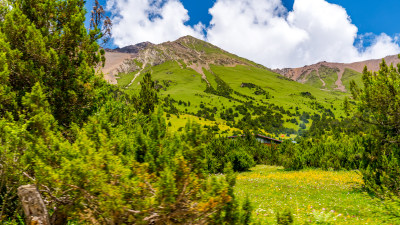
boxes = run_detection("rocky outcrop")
[18,184,50,225]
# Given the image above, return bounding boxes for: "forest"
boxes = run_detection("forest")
[0,0,399,224]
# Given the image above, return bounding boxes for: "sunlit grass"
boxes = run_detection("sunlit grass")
[235,165,387,224]
[116,60,355,136]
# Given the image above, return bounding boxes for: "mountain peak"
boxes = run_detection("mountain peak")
[176,35,201,42]
[106,42,155,54]
[103,36,267,85]
[111,36,261,70]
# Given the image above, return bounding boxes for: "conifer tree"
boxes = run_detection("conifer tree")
[138,73,159,115]
[351,60,400,197]
[0,1,245,224]
[0,0,108,126]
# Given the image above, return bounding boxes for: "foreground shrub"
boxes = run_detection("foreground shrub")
[276,208,294,225]
[205,137,261,173]
[276,134,364,171]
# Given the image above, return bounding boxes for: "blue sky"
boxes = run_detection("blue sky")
[87,0,400,68]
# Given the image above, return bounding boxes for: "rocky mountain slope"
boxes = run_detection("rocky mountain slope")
[103,35,265,86]
[274,55,400,92]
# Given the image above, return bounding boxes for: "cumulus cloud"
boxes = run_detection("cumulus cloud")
[207,0,400,68]
[106,0,205,46]
[357,33,400,60]
[107,0,400,68]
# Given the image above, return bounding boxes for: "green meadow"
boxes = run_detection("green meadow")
[235,165,388,225]
[116,59,353,137]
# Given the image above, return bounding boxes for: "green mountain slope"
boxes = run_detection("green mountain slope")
[104,36,349,138]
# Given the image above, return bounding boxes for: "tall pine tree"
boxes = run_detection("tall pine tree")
[138,72,159,115]
[0,0,108,126]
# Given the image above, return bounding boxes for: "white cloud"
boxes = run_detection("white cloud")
[207,0,400,68]
[107,0,400,68]
[106,0,204,46]
[357,33,400,60]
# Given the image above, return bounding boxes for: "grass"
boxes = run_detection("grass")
[304,70,323,89]
[115,60,350,135]
[121,61,349,114]
[166,113,240,135]
[116,71,137,88]
[235,165,388,224]
[210,64,347,114]
[342,69,363,91]
[318,66,339,90]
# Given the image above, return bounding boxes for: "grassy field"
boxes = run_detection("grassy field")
[166,113,241,135]
[342,69,363,91]
[118,60,350,115]
[235,165,388,224]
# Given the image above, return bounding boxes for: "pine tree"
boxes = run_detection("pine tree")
[351,59,400,197]
[0,1,242,224]
[0,0,108,126]
[137,73,159,115]
[343,96,350,116]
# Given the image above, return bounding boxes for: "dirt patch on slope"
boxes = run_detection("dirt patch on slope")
[102,52,133,84]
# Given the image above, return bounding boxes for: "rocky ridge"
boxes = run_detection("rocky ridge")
[274,55,400,92]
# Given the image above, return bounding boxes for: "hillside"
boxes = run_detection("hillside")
[274,55,400,92]
[103,36,350,138]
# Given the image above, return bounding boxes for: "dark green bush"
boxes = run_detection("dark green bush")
[277,209,294,225]
[206,136,265,173]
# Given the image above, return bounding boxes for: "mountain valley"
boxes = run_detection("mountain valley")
[102,36,369,138]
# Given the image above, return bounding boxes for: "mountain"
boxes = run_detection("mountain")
[102,36,350,138]
[274,55,400,92]
[103,36,266,84]
[105,42,154,54]
[103,42,154,84]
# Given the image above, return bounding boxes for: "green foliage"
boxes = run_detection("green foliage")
[370,195,400,224]
[256,132,366,171]
[205,137,260,173]
[0,0,108,126]
[1,92,238,223]
[353,62,400,140]
[241,195,253,225]
[343,97,350,116]
[351,61,400,198]
[137,73,159,115]
[276,208,294,225]
[0,2,248,224]
[222,164,241,224]
[300,91,316,100]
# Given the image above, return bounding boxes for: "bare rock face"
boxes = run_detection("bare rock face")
[17,184,50,225]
